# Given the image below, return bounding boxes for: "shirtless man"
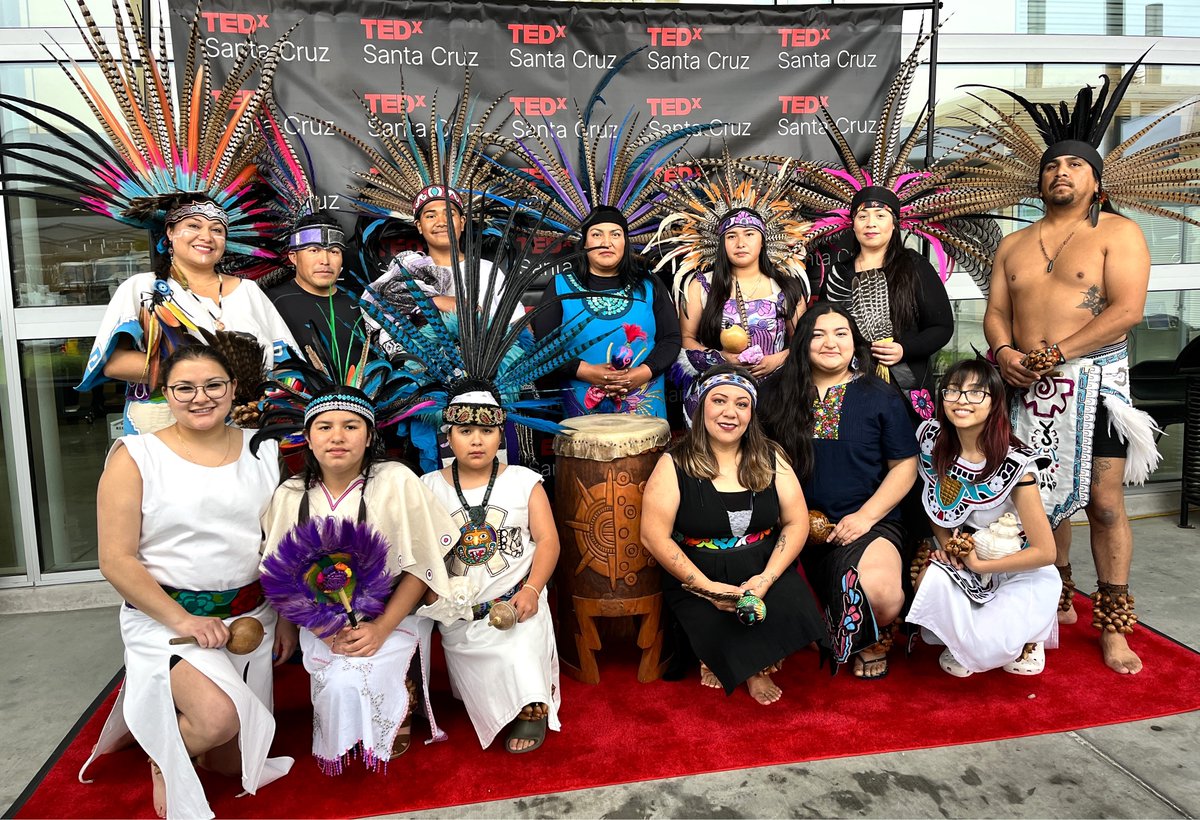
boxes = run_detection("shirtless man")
[985,147,1154,675]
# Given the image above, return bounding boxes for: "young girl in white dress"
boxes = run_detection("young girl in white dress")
[258,384,462,774]
[908,359,1060,676]
[421,384,561,753]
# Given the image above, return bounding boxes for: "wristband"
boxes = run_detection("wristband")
[993,343,1015,359]
[522,583,541,596]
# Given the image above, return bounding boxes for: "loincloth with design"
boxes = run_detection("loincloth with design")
[1011,340,1160,529]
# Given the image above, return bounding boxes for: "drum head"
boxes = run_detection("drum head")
[554,413,670,461]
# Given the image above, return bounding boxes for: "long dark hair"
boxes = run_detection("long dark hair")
[845,221,919,333]
[696,240,806,349]
[931,359,1026,479]
[669,363,785,492]
[759,302,876,482]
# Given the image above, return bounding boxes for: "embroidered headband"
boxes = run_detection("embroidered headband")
[718,208,766,236]
[288,224,346,251]
[165,200,229,227]
[444,389,506,427]
[304,389,376,427]
[697,372,758,408]
[412,185,463,218]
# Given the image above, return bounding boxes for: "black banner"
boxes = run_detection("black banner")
[173,1,902,213]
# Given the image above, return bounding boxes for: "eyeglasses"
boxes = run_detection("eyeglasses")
[941,388,991,404]
[166,379,231,402]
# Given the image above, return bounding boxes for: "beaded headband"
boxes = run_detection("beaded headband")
[697,372,758,408]
[165,200,229,227]
[718,209,766,236]
[304,391,376,427]
[288,224,346,251]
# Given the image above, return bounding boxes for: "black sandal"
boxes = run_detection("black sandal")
[506,704,548,754]
[852,652,889,680]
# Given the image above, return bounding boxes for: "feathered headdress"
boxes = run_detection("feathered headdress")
[249,334,433,455]
[484,48,718,246]
[0,0,297,276]
[309,71,509,227]
[786,30,1004,293]
[648,148,814,297]
[355,195,602,433]
[949,50,1200,229]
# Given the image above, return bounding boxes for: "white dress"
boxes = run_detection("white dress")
[261,461,461,773]
[420,465,561,748]
[79,431,291,820]
[907,420,1061,673]
[78,272,297,435]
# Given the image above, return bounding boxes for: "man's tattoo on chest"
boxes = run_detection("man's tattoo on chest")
[1077,285,1107,317]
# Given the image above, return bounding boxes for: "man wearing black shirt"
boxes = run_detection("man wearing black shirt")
[267,211,365,369]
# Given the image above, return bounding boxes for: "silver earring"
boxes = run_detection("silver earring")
[851,355,860,371]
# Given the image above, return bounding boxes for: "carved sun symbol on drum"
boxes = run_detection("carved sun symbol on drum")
[564,468,652,590]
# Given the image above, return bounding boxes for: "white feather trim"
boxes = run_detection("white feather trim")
[1101,394,1162,485]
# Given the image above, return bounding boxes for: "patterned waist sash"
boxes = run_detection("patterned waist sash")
[674,527,773,551]
[472,574,530,621]
[152,580,264,618]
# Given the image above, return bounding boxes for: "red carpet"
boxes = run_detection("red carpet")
[13,594,1200,819]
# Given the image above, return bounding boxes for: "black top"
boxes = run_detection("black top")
[266,280,365,367]
[531,267,682,379]
[822,249,953,392]
[804,378,919,523]
[672,460,781,542]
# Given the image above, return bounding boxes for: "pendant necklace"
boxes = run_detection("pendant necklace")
[174,424,231,467]
[1037,220,1083,273]
[451,458,501,566]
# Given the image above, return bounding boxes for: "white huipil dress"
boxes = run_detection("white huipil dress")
[421,465,561,748]
[907,420,1061,673]
[78,431,291,820]
[261,461,461,774]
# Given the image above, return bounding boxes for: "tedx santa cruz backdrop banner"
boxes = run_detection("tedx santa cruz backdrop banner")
[174,1,903,213]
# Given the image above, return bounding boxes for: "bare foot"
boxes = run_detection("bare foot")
[1058,605,1078,625]
[699,662,721,689]
[746,672,782,705]
[149,759,166,819]
[1100,631,1142,674]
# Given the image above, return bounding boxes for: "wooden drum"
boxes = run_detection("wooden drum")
[553,414,671,683]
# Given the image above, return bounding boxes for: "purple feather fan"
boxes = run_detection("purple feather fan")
[261,517,394,639]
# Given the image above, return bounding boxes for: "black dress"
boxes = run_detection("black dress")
[662,457,827,694]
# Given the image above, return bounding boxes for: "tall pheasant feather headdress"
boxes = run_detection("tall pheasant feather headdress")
[0,0,298,276]
[355,196,601,433]
[948,50,1200,230]
[786,30,1004,293]
[647,148,814,297]
[311,71,510,226]
[484,48,718,247]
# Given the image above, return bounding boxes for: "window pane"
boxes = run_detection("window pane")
[19,337,122,574]
[0,3,117,28]
[0,64,150,307]
[0,331,21,577]
[930,1,1199,36]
